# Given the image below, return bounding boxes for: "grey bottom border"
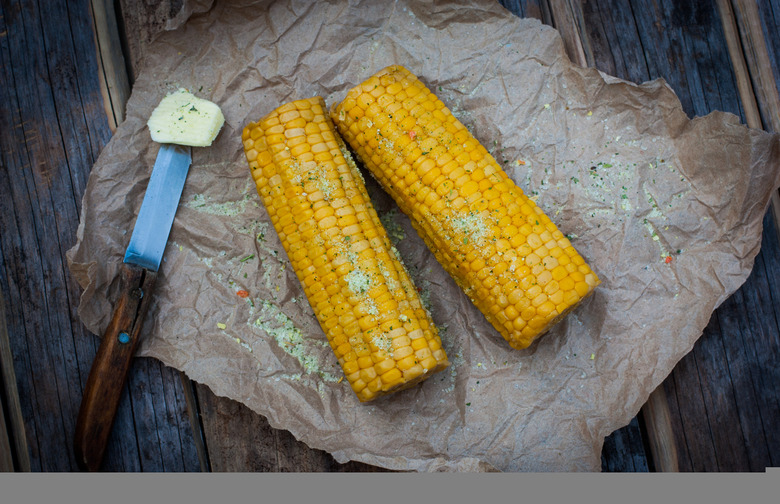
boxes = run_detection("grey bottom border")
[1,471,778,503]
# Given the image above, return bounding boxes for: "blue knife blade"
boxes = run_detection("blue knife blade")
[123,143,192,271]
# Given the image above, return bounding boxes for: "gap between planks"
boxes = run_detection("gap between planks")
[179,371,211,471]
[90,0,131,132]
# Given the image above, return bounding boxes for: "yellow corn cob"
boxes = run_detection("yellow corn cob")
[330,65,600,350]
[241,96,449,402]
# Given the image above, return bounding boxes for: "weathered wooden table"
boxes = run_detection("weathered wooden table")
[2,0,778,472]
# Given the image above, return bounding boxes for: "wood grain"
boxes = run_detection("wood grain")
[116,0,184,84]
[194,383,389,472]
[547,0,591,67]
[731,0,780,132]
[1,0,100,471]
[0,290,29,471]
[640,385,678,472]
[498,0,550,23]
[179,371,211,471]
[90,0,131,130]
[756,0,780,110]
[599,416,650,472]
[0,0,201,471]
[716,0,764,130]
[0,390,13,471]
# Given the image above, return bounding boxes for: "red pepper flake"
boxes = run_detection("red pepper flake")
[664,256,673,264]
[236,290,250,298]
[408,130,417,140]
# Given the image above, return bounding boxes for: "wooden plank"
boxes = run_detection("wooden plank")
[636,0,743,117]
[0,0,201,472]
[128,357,166,471]
[115,0,185,84]
[731,212,780,467]
[1,0,89,471]
[581,0,650,84]
[665,349,719,471]
[90,0,131,130]
[656,378,692,472]
[0,58,32,472]
[692,311,753,471]
[599,416,650,472]
[194,383,387,472]
[0,290,29,471]
[124,357,201,471]
[756,0,780,107]
[38,5,120,470]
[640,385,678,472]
[715,287,775,470]
[0,181,42,471]
[196,383,281,472]
[0,389,14,471]
[498,0,551,23]
[159,363,202,470]
[547,0,590,67]
[578,1,616,76]
[731,0,780,132]
[100,377,142,471]
[178,372,211,471]
[716,0,764,129]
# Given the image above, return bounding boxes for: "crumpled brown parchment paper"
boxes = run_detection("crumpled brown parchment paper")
[66,0,780,471]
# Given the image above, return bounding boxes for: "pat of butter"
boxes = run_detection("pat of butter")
[147,88,225,147]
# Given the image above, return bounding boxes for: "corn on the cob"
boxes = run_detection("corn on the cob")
[241,96,449,401]
[330,65,600,350]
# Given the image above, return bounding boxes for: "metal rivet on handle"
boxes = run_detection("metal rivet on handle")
[118,332,131,344]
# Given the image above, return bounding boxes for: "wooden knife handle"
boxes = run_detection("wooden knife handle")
[74,263,157,471]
